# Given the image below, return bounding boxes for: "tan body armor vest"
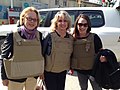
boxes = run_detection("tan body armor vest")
[45,32,73,73]
[71,33,95,70]
[4,30,44,79]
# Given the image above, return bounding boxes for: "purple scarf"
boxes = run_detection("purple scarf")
[20,26,37,40]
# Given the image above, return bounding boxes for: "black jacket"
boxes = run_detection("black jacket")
[92,49,120,89]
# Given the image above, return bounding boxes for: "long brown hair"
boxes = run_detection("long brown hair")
[73,14,91,39]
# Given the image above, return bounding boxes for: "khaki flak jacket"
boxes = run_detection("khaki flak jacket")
[4,30,44,79]
[45,32,73,72]
[71,33,95,70]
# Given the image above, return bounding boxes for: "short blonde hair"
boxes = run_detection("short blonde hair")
[19,7,40,27]
[50,10,72,32]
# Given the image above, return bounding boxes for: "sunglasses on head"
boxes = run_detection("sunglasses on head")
[78,23,88,27]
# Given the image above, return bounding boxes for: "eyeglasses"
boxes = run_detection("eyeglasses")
[25,17,38,22]
[58,20,67,22]
[78,23,88,27]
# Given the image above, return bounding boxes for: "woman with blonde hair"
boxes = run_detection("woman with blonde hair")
[1,7,44,90]
[43,10,73,90]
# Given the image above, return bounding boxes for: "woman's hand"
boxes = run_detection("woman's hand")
[39,73,44,80]
[2,79,9,86]
[100,55,107,62]
[68,69,74,75]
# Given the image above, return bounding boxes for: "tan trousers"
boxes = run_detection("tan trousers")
[8,77,37,90]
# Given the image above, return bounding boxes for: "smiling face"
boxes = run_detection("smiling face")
[57,16,68,32]
[77,17,88,35]
[23,11,38,30]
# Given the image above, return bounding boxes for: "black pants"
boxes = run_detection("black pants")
[44,70,67,90]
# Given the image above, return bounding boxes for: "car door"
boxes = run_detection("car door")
[93,27,120,62]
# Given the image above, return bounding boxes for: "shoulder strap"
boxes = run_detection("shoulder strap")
[13,28,22,45]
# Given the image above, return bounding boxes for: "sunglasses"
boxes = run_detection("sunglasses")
[78,23,88,27]
[25,17,38,22]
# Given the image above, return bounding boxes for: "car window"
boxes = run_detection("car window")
[39,10,105,28]
[39,10,78,27]
[39,11,48,26]
[42,11,58,27]
[66,10,78,27]
[78,10,105,27]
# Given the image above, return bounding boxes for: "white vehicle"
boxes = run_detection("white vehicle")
[0,3,120,61]
[39,6,120,61]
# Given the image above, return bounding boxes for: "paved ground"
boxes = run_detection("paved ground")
[0,75,91,90]
[0,73,120,90]
[0,70,92,90]
[65,72,93,90]
[0,60,119,90]
[0,60,92,90]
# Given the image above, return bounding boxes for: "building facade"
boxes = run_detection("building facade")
[0,0,102,25]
